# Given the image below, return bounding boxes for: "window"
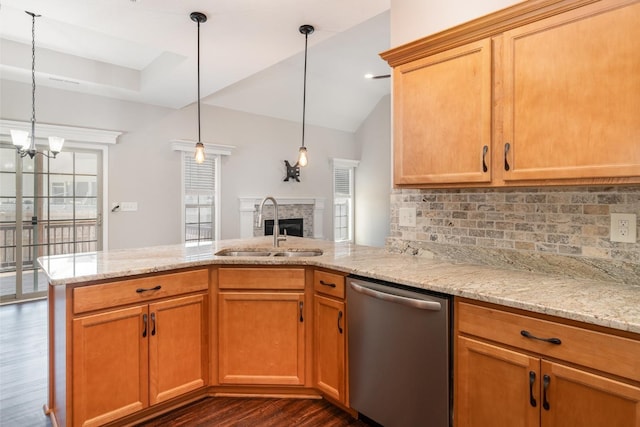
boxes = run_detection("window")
[183,154,218,243]
[332,159,359,242]
[173,140,233,244]
[1,119,116,303]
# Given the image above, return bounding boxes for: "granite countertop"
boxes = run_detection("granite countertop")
[38,236,640,334]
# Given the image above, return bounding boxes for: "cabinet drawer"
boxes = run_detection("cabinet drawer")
[457,300,640,382]
[73,269,209,314]
[313,270,345,299]
[218,267,305,290]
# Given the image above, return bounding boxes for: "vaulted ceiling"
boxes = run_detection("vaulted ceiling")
[0,0,391,132]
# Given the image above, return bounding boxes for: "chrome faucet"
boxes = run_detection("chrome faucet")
[257,196,287,247]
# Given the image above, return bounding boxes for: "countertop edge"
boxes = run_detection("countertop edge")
[37,238,640,335]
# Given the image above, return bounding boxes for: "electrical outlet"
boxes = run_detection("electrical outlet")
[610,213,636,243]
[399,207,417,227]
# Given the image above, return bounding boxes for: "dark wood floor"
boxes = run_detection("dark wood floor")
[0,300,375,427]
[138,397,376,427]
[0,299,52,427]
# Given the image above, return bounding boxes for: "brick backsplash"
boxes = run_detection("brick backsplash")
[388,186,640,284]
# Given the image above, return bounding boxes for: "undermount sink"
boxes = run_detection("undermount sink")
[215,249,272,257]
[215,248,323,257]
[272,250,323,257]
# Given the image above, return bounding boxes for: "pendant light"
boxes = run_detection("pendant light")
[11,11,64,159]
[296,24,314,167]
[190,11,207,164]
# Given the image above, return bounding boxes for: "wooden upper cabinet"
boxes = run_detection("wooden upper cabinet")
[502,0,640,182]
[383,0,640,187]
[393,38,493,185]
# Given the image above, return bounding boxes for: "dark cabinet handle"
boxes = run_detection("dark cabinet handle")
[521,330,562,345]
[299,301,304,322]
[542,374,551,410]
[136,285,162,293]
[504,142,511,171]
[151,312,156,336]
[320,280,336,288]
[338,311,343,334]
[142,313,148,338]
[482,145,489,173]
[529,371,537,407]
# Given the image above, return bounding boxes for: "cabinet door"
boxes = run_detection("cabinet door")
[149,294,207,405]
[455,336,539,427]
[541,360,640,427]
[393,38,492,185]
[314,295,346,404]
[502,0,640,182]
[72,306,148,427]
[218,292,306,385]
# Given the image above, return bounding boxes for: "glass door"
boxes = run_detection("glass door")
[0,144,102,303]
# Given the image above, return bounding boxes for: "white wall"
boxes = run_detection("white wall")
[354,95,391,247]
[390,0,522,47]
[1,79,359,249]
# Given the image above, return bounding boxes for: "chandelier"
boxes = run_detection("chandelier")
[11,11,64,159]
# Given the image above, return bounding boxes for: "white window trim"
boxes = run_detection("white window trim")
[170,140,235,156]
[173,140,234,242]
[1,119,120,250]
[332,158,360,169]
[331,158,359,242]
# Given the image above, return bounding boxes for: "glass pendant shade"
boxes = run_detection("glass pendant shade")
[48,136,65,153]
[194,142,205,164]
[297,146,308,167]
[11,130,29,148]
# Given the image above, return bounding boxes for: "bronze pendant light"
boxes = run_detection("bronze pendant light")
[191,11,207,164]
[296,24,314,167]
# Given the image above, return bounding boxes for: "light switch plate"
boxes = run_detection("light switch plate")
[610,213,636,243]
[120,202,138,212]
[399,207,417,227]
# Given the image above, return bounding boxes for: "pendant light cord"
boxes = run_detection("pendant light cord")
[196,19,202,144]
[28,12,41,149]
[301,31,308,149]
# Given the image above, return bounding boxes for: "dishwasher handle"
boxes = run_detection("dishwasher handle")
[349,282,442,311]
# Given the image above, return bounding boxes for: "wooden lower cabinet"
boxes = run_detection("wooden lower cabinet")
[455,298,640,427]
[71,294,207,427]
[149,296,208,404]
[218,291,306,385]
[72,306,148,427]
[456,336,539,427]
[314,295,346,403]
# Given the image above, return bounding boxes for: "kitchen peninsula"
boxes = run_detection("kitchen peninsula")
[40,237,640,426]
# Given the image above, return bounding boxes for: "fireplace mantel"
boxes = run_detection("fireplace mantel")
[238,196,325,239]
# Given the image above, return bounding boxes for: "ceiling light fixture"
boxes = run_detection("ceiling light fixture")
[190,11,207,164]
[11,11,64,159]
[296,24,314,168]
[364,73,391,79]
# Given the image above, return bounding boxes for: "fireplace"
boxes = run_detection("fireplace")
[264,218,304,237]
[238,197,325,239]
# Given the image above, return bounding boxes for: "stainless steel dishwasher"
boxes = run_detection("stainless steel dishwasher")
[347,276,451,427]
